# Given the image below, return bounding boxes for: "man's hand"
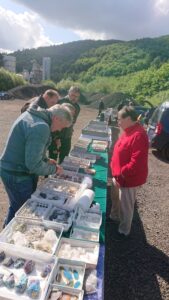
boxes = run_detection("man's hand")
[56,165,63,175]
[112,177,120,188]
[48,158,57,165]
[55,139,61,149]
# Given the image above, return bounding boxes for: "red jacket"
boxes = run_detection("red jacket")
[110,123,149,187]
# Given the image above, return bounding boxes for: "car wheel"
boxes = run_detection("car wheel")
[161,143,169,160]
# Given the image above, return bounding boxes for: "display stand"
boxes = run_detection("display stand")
[84,143,108,300]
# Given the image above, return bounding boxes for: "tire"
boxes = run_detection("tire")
[161,143,169,161]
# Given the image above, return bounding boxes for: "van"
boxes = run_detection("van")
[147,101,169,160]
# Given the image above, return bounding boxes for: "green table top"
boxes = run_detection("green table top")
[89,147,108,244]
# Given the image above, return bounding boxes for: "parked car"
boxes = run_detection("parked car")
[147,101,169,160]
[0,91,11,100]
[134,105,149,117]
[143,107,157,125]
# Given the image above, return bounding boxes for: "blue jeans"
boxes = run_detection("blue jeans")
[1,169,38,226]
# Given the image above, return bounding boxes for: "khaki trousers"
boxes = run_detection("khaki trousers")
[110,182,137,235]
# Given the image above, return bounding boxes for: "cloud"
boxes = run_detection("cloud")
[74,29,108,41]
[155,0,169,15]
[0,6,54,52]
[11,0,169,40]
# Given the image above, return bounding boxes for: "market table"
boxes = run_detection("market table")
[0,135,109,300]
[84,144,108,300]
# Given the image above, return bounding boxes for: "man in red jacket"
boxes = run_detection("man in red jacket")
[110,106,149,240]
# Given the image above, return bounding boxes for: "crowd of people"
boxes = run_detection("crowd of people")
[0,91,149,244]
[0,86,81,226]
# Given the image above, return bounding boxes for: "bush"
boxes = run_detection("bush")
[0,68,26,90]
[42,80,57,89]
[56,79,84,93]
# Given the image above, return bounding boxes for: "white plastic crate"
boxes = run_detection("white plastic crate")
[61,161,80,172]
[70,150,96,164]
[0,243,57,300]
[0,218,63,256]
[77,137,92,147]
[45,206,74,232]
[16,199,74,232]
[46,285,84,300]
[70,226,99,243]
[42,179,83,196]
[82,125,109,138]
[73,207,102,230]
[51,170,93,188]
[55,238,100,269]
[32,179,87,211]
[51,258,86,290]
[16,198,52,221]
[92,140,108,151]
[64,156,91,169]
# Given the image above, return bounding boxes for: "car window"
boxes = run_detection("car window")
[161,108,169,131]
[150,107,161,124]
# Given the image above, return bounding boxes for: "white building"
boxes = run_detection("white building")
[30,60,42,84]
[42,57,51,81]
[3,55,16,73]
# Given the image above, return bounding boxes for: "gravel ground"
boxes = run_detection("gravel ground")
[0,102,169,299]
[104,127,169,300]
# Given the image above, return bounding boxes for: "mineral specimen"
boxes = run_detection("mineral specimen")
[0,274,4,286]
[41,264,52,278]
[4,273,15,289]
[15,273,28,294]
[14,258,25,269]
[27,279,41,299]
[0,251,6,262]
[24,260,35,274]
[3,257,14,267]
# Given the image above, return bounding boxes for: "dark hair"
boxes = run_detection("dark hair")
[117,100,127,111]
[69,86,80,94]
[44,89,59,98]
[119,105,138,121]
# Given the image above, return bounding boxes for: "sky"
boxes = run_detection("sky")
[1,0,169,53]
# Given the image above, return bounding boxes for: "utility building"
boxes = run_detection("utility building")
[3,55,16,73]
[42,57,51,81]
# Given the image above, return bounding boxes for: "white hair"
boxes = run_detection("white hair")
[47,104,73,124]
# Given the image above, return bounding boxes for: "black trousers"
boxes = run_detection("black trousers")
[59,136,72,163]
[48,141,58,161]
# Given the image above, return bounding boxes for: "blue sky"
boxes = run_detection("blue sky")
[0,0,80,53]
[0,0,79,41]
[1,0,169,53]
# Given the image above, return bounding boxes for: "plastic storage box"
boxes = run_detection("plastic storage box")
[70,226,99,243]
[55,237,100,268]
[0,242,57,300]
[16,199,74,232]
[0,218,63,256]
[52,258,86,290]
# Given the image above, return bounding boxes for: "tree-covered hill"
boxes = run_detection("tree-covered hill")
[6,35,169,104]
[13,39,121,82]
[72,35,169,81]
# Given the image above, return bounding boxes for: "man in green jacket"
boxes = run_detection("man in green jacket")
[58,86,81,163]
[0,104,72,226]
